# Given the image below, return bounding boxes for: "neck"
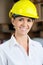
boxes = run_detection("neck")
[14,31,28,43]
[13,32,29,55]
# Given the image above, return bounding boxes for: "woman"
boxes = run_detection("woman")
[0,0,43,65]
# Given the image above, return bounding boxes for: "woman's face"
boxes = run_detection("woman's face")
[11,16,34,35]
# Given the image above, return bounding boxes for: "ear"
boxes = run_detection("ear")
[11,17,15,26]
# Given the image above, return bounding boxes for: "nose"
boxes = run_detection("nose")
[22,20,27,27]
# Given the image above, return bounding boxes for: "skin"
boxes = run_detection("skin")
[11,16,34,54]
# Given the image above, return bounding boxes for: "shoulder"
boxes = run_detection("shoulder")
[31,39,43,56]
[30,38,43,54]
[0,43,8,65]
[31,39,43,63]
[0,38,11,60]
[0,35,16,52]
[0,39,10,48]
[0,38,12,53]
[30,38,42,48]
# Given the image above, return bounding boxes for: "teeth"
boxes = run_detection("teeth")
[20,27,26,31]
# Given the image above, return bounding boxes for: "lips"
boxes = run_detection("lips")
[20,27,27,31]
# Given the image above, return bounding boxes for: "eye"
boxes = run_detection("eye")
[27,19,32,22]
[18,18,24,21]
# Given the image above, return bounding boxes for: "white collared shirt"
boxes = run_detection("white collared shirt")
[0,35,43,65]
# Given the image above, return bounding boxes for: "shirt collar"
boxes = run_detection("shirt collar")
[10,35,33,57]
[10,35,18,47]
[10,35,32,47]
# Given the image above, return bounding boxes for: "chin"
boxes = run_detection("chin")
[18,30,29,35]
[19,32,28,36]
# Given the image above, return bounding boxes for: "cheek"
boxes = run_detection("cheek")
[13,20,18,26]
[14,22,20,29]
[30,23,33,27]
[16,22,22,27]
[28,22,33,28]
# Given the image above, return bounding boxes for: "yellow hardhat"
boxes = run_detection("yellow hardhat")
[9,0,39,19]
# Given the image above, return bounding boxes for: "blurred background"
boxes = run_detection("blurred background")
[0,0,43,46]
